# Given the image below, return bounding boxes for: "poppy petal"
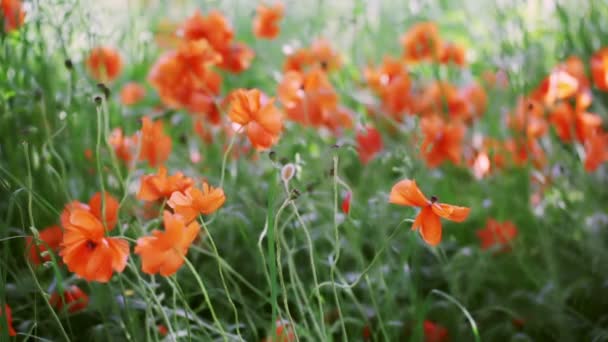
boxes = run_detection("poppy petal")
[389,179,429,207]
[419,207,442,246]
[432,203,470,222]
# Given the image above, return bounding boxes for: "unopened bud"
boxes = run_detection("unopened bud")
[281,163,296,183]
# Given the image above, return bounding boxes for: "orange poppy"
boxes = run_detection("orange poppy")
[502,138,547,169]
[1,304,16,336]
[183,10,233,53]
[423,320,448,342]
[507,98,547,139]
[584,131,608,172]
[1,0,24,32]
[364,55,407,94]
[420,115,466,168]
[261,319,296,342]
[109,128,137,164]
[356,125,384,164]
[50,285,89,313]
[439,42,466,66]
[135,211,200,276]
[533,69,579,105]
[253,2,284,39]
[400,22,442,63]
[283,48,314,72]
[364,56,412,119]
[549,102,602,143]
[228,88,283,150]
[86,46,123,83]
[389,179,470,246]
[415,81,468,119]
[459,82,487,120]
[168,183,226,223]
[217,42,255,73]
[137,166,194,202]
[120,82,146,106]
[476,219,518,251]
[26,225,63,266]
[310,38,341,71]
[591,47,608,91]
[138,116,172,167]
[59,192,129,283]
[323,105,354,135]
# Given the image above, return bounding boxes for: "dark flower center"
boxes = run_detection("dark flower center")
[86,240,97,250]
[430,196,438,203]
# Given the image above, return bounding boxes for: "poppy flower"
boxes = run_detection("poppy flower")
[135,211,200,276]
[415,81,468,119]
[138,116,172,167]
[283,48,314,72]
[364,55,407,94]
[400,22,443,63]
[591,47,608,91]
[342,192,351,214]
[182,10,233,54]
[534,70,579,105]
[1,0,24,33]
[423,320,448,342]
[459,82,487,119]
[59,192,129,283]
[549,102,602,143]
[310,38,341,71]
[217,42,255,73]
[158,324,168,336]
[1,304,16,336]
[584,132,608,172]
[439,42,466,66]
[261,319,296,342]
[228,88,283,150]
[476,219,518,251]
[138,166,194,202]
[503,138,547,169]
[109,128,137,164]
[420,115,466,168]
[323,106,354,135]
[86,46,123,83]
[50,285,89,313]
[253,2,284,39]
[389,179,470,246]
[356,126,383,164]
[168,183,226,223]
[507,98,547,139]
[120,82,146,106]
[26,225,63,265]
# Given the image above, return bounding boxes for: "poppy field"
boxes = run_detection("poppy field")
[2,0,608,341]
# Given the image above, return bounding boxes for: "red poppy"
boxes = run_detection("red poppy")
[253,2,284,39]
[86,46,123,83]
[591,47,608,91]
[50,285,89,313]
[420,115,466,168]
[59,192,129,283]
[283,48,314,72]
[342,192,351,214]
[182,10,233,54]
[261,319,295,342]
[217,42,255,73]
[109,128,137,164]
[389,179,470,246]
[1,304,16,336]
[168,183,226,223]
[135,211,200,276]
[401,22,443,63]
[423,320,448,342]
[158,324,168,336]
[120,82,146,106]
[439,42,466,66]
[549,102,602,143]
[26,225,63,265]
[310,38,341,71]
[138,116,172,167]
[415,82,468,119]
[356,126,383,164]
[584,131,608,172]
[1,0,24,32]
[137,166,194,202]
[476,219,518,251]
[228,88,283,150]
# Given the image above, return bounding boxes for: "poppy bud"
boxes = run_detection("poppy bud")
[342,192,351,214]
[281,163,296,182]
[268,151,277,161]
[290,188,301,199]
[94,96,103,105]
[64,59,73,69]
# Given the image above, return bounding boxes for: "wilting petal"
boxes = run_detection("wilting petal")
[431,203,470,222]
[389,179,429,207]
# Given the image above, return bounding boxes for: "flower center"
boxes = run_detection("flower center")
[86,240,97,250]
[430,196,438,203]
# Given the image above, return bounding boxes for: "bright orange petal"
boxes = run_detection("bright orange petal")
[389,179,429,207]
[419,206,442,246]
[431,203,470,222]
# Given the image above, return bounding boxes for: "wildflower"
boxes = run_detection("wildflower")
[584,131,608,172]
[86,46,123,83]
[356,126,383,164]
[253,2,284,39]
[261,319,295,342]
[158,324,168,336]
[138,116,172,167]
[476,219,518,251]
[283,48,314,72]
[364,56,412,120]
[389,179,470,246]
[135,211,200,276]
[228,88,283,150]
[120,82,146,106]
[217,42,255,73]
[59,192,129,283]
[591,47,608,91]
[109,128,137,164]
[342,192,351,214]
[182,10,233,54]
[137,166,194,202]
[507,98,547,139]
[420,115,466,168]
[1,0,24,32]
[168,183,226,223]
[439,42,466,66]
[400,22,442,63]
[549,102,602,143]
[415,81,468,119]
[423,320,448,342]
[50,285,89,313]
[459,82,487,119]
[1,304,16,336]
[310,38,341,71]
[26,225,63,265]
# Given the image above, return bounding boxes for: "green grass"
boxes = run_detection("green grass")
[2,0,608,341]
